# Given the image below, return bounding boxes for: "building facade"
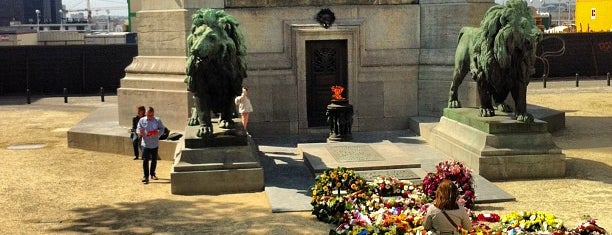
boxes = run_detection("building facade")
[0,29,37,46]
[0,0,63,27]
[118,0,490,135]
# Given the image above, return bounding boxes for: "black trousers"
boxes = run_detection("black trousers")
[142,147,158,178]
[131,133,140,158]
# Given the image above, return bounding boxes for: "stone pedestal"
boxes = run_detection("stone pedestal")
[171,123,264,195]
[430,108,566,181]
[118,2,203,131]
[326,99,353,142]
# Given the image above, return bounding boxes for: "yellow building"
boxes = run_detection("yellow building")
[575,0,612,32]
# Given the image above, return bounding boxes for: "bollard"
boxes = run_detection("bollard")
[100,87,105,102]
[26,89,31,104]
[63,88,68,103]
[575,73,579,87]
[607,72,610,86]
[542,74,547,88]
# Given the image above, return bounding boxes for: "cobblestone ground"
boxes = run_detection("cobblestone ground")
[0,80,610,234]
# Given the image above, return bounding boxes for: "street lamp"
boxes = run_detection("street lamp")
[567,0,572,24]
[558,0,562,26]
[106,10,110,33]
[35,9,40,32]
[58,9,63,31]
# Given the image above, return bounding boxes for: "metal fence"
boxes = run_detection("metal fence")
[1,33,610,96]
[0,44,137,96]
[535,32,612,77]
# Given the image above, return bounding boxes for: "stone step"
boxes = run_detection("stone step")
[170,133,264,195]
[120,74,188,91]
[67,104,180,160]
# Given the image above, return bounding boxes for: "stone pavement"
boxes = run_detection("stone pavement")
[16,78,606,214]
[254,130,514,212]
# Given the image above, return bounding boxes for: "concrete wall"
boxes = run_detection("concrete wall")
[418,0,494,117]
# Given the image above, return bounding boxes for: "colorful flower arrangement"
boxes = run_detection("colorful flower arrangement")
[570,218,607,235]
[311,167,367,224]
[422,160,475,209]
[499,211,565,234]
[335,178,430,235]
[311,164,608,235]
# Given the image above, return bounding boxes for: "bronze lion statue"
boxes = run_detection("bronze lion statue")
[447,0,542,123]
[185,9,247,136]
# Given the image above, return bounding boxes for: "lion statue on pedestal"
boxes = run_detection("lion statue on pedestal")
[447,0,542,123]
[185,9,247,136]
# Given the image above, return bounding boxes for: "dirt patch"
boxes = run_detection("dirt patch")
[0,89,610,234]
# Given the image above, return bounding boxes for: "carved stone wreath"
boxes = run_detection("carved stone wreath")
[316,8,336,29]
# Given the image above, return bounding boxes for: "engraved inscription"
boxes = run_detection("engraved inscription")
[355,169,419,181]
[327,145,384,162]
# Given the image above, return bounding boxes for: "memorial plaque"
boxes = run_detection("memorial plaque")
[327,145,384,162]
[355,169,420,181]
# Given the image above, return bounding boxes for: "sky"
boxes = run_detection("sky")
[62,0,128,16]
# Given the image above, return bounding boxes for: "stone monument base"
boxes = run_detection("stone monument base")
[171,124,264,195]
[298,141,425,183]
[430,108,566,181]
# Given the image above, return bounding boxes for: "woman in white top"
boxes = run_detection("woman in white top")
[234,87,253,130]
[423,179,472,235]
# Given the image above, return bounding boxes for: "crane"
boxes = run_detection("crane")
[63,0,127,23]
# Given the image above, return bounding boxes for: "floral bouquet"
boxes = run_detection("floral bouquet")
[475,213,501,223]
[570,218,607,235]
[334,178,429,235]
[311,167,366,224]
[499,211,566,234]
[422,160,475,208]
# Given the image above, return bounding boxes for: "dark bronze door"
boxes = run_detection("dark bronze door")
[306,40,348,127]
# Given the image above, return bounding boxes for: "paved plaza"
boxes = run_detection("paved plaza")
[0,79,610,234]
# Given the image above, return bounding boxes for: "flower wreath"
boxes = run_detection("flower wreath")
[422,160,475,209]
[311,167,367,224]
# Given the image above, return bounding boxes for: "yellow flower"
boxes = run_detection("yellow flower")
[312,189,317,196]
[343,172,349,179]
[336,182,342,188]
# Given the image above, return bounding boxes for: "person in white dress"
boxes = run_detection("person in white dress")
[234,87,253,131]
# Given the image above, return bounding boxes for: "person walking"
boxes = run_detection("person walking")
[137,106,165,184]
[234,87,253,131]
[423,179,472,234]
[130,106,146,160]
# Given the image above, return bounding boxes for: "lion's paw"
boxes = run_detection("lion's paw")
[219,119,235,129]
[448,100,462,108]
[479,108,495,117]
[496,103,513,113]
[196,126,213,137]
[516,113,534,123]
[188,117,200,126]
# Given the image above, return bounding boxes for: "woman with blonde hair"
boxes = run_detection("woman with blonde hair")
[234,87,253,131]
[423,179,472,234]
